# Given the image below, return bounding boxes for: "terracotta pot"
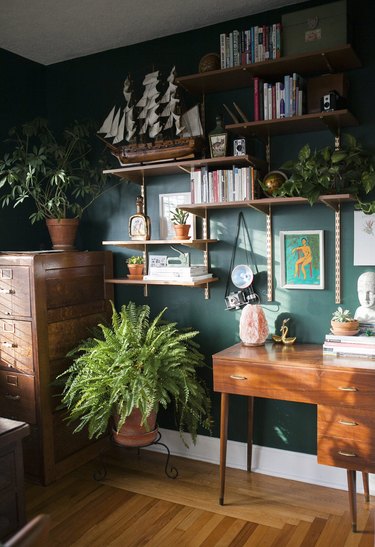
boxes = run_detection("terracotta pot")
[112,408,158,447]
[173,224,191,240]
[127,263,144,279]
[46,218,79,250]
[330,319,359,336]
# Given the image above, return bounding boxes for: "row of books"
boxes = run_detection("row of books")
[254,74,305,122]
[220,24,282,69]
[323,332,375,359]
[190,166,259,205]
[144,265,212,283]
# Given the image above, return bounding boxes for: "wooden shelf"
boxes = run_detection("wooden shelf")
[176,45,361,95]
[105,277,219,287]
[225,110,357,139]
[181,194,356,215]
[103,154,266,179]
[102,239,217,250]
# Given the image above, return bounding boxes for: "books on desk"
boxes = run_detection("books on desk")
[323,332,375,359]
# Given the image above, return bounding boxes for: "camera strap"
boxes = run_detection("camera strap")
[225,212,259,299]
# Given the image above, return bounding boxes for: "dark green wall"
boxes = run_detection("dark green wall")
[2,0,375,453]
[0,49,48,249]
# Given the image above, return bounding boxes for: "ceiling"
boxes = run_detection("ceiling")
[0,0,307,66]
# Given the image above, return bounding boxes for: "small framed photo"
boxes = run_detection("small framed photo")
[209,133,227,158]
[159,192,196,240]
[354,210,375,265]
[149,255,168,268]
[280,230,324,290]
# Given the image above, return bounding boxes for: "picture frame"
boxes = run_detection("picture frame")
[353,210,375,265]
[280,230,324,290]
[159,192,196,240]
[209,132,227,158]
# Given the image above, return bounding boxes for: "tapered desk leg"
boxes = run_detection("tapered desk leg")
[247,396,254,472]
[362,472,370,502]
[219,393,229,506]
[347,469,357,533]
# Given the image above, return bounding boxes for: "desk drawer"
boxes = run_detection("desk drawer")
[0,372,36,424]
[213,363,319,402]
[319,371,375,409]
[318,435,375,473]
[318,406,375,443]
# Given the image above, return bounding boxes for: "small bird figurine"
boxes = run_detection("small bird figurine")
[272,318,296,345]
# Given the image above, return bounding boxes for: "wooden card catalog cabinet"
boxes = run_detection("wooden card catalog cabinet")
[0,251,113,485]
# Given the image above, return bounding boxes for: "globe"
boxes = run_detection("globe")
[262,170,288,196]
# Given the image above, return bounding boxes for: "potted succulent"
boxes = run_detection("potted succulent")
[331,306,359,336]
[0,117,112,249]
[126,255,144,279]
[57,301,212,447]
[170,208,190,240]
[270,134,375,212]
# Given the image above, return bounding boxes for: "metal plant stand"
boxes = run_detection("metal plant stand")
[93,430,178,481]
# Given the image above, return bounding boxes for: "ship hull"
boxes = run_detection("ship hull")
[113,137,203,165]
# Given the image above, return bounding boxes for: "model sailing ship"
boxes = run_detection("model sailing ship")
[98,66,203,165]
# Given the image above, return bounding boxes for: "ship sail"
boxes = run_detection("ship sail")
[98,65,203,165]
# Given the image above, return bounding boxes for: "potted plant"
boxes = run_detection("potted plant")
[57,301,212,447]
[269,134,375,212]
[0,117,112,249]
[126,255,144,279]
[331,306,359,336]
[170,208,190,240]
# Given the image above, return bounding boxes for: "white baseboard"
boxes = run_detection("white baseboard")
[146,428,374,494]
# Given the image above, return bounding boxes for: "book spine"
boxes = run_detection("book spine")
[324,341,375,350]
[220,33,227,69]
[323,344,375,356]
[254,77,260,121]
[325,335,375,345]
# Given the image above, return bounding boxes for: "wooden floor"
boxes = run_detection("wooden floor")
[26,447,375,546]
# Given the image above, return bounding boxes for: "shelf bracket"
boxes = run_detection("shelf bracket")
[335,203,341,304]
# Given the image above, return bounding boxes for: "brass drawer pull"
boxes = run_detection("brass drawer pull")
[1,342,17,348]
[337,386,358,392]
[338,450,357,457]
[0,288,15,294]
[338,419,358,426]
[229,374,247,380]
[4,394,20,401]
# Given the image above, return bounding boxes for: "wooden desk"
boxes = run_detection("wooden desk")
[212,342,375,533]
[0,418,30,540]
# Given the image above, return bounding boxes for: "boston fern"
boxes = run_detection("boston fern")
[57,301,212,446]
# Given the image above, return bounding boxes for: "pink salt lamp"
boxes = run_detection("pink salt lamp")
[239,304,269,346]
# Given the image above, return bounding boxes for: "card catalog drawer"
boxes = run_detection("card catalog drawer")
[0,320,33,373]
[0,266,31,318]
[0,372,36,424]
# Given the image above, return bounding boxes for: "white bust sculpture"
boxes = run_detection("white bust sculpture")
[354,271,375,323]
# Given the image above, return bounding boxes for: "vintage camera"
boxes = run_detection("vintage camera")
[234,138,246,156]
[225,286,257,310]
[320,90,346,112]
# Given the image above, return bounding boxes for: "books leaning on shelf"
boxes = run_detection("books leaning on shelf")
[220,23,281,69]
[323,332,375,358]
[253,73,305,122]
[191,165,259,204]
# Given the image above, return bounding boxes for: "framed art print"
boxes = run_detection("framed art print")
[159,192,196,240]
[354,210,375,265]
[280,230,324,289]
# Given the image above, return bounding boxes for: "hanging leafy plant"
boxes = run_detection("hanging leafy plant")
[271,134,375,212]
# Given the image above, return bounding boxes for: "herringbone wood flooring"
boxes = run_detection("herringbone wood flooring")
[26,447,375,546]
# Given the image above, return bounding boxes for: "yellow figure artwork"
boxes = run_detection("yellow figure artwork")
[292,237,312,280]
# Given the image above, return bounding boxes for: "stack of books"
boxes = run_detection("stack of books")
[144,265,213,283]
[323,333,375,359]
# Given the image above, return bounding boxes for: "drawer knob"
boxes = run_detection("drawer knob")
[229,374,247,380]
[4,394,21,401]
[338,450,357,457]
[1,342,17,348]
[338,419,358,426]
[337,386,358,392]
[0,288,15,294]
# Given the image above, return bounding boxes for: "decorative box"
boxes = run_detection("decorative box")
[282,0,347,57]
